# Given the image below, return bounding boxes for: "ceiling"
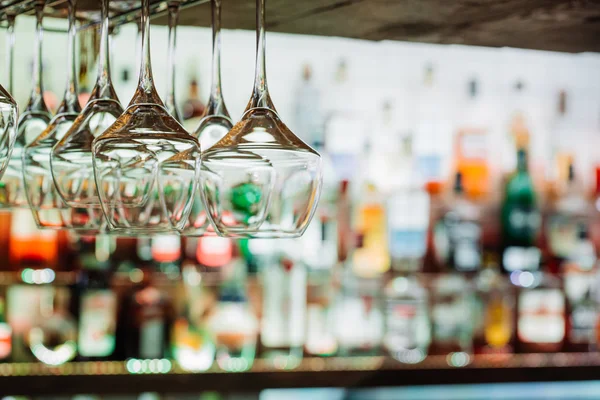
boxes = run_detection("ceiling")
[2,0,599,53]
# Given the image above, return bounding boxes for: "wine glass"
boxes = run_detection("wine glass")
[51,0,124,233]
[164,0,182,123]
[0,15,18,182]
[22,0,82,229]
[92,0,200,234]
[200,0,322,238]
[164,0,233,237]
[1,1,52,208]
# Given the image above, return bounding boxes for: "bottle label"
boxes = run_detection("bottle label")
[0,323,12,359]
[334,297,384,349]
[197,236,232,268]
[503,247,541,272]
[387,191,430,260]
[518,289,565,344]
[384,299,428,351]
[506,208,541,241]
[78,290,117,357]
[432,301,468,343]
[436,215,482,271]
[140,317,165,359]
[548,216,579,259]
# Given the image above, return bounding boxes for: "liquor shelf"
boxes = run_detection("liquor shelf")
[3,353,600,395]
[0,0,599,53]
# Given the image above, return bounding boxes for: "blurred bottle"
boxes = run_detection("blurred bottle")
[546,163,590,273]
[124,268,174,359]
[75,235,118,361]
[500,148,542,274]
[352,182,390,278]
[261,255,306,370]
[304,269,337,357]
[454,78,491,199]
[171,269,215,372]
[563,224,597,352]
[9,209,58,269]
[414,64,451,196]
[516,272,565,353]
[434,172,482,273]
[333,273,383,356]
[503,81,533,177]
[182,78,206,130]
[384,276,430,364]
[473,268,514,354]
[387,136,430,273]
[207,259,258,372]
[429,275,474,363]
[547,90,575,191]
[293,64,323,146]
[0,295,11,361]
[324,60,365,183]
[29,288,77,365]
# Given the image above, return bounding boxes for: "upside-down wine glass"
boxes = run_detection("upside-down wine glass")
[51,0,124,233]
[23,0,82,229]
[165,0,233,237]
[92,0,201,234]
[1,0,52,208]
[0,15,18,182]
[164,0,182,123]
[200,0,322,238]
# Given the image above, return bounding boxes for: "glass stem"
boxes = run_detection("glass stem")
[27,0,49,114]
[56,0,81,115]
[89,0,119,102]
[132,0,162,105]
[165,1,181,122]
[205,0,230,119]
[246,0,274,111]
[6,14,15,94]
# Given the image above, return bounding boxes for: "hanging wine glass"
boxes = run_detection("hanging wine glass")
[1,1,52,208]
[200,0,322,238]
[164,0,233,237]
[0,15,18,183]
[23,0,82,229]
[164,0,182,123]
[51,0,124,232]
[92,0,200,234]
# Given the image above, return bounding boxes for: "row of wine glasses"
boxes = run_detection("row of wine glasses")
[0,0,323,238]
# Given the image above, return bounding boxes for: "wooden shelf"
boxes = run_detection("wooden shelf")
[2,353,600,395]
[1,0,599,53]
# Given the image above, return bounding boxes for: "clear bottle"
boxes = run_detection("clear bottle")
[333,272,384,356]
[563,224,597,352]
[151,235,182,278]
[384,276,430,364]
[430,274,474,364]
[207,260,258,372]
[305,269,337,357]
[293,64,323,147]
[261,256,306,370]
[547,163,590,265]
[434,172,483,273]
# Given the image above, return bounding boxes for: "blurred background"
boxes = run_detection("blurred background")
[1,5,600,400]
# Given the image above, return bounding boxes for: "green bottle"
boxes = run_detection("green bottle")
[501,149,541,274]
